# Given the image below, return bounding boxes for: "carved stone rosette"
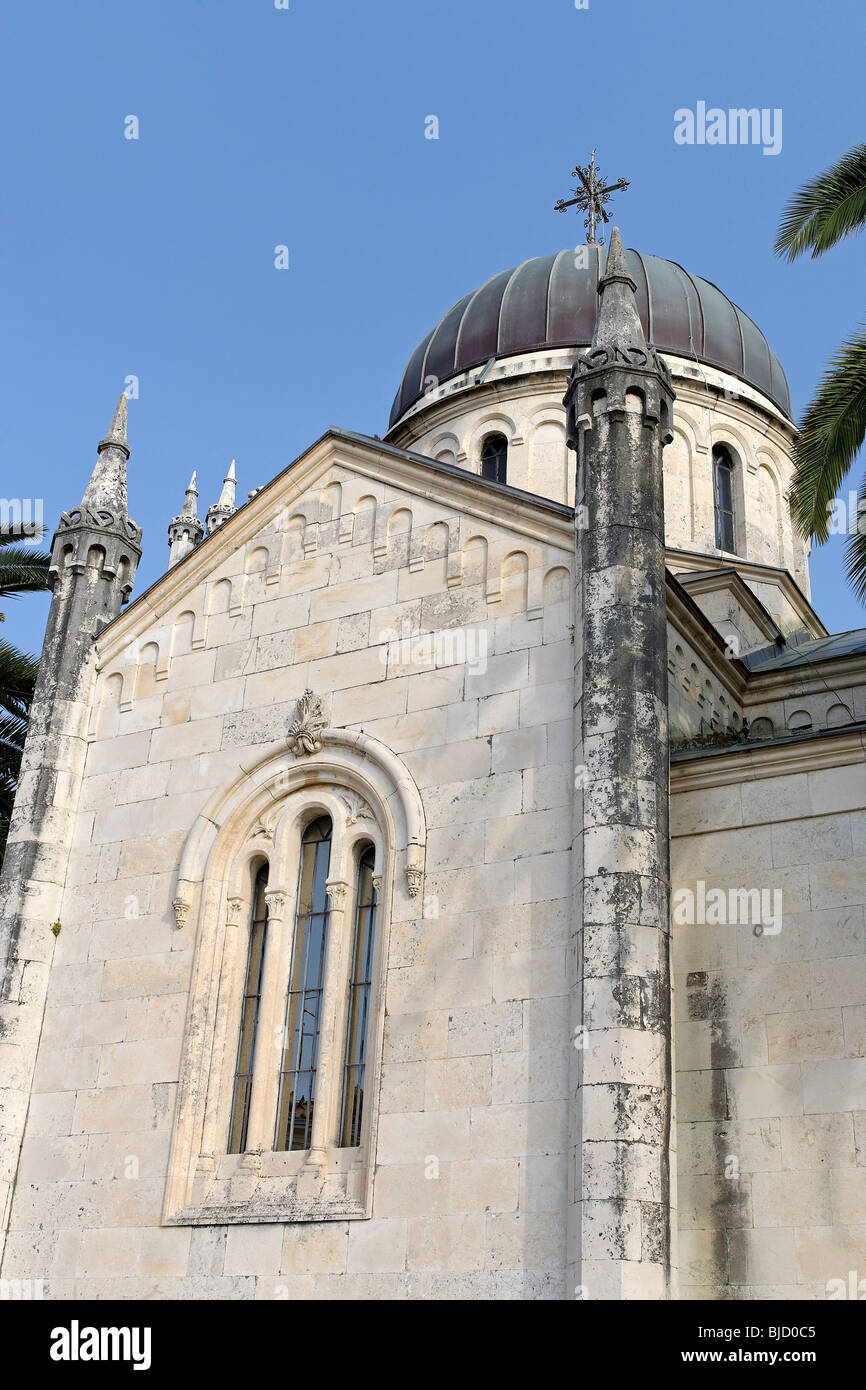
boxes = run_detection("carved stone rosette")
[286,688,327,757]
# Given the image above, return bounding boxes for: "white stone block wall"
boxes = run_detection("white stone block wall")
[671,743,866,1298]
[1,455,576,1299]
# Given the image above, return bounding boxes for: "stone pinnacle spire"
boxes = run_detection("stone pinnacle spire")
[591,227,647,352]
[218,459,236,509]
[80,394,132,517]
[168,470,204,568]
[181,471,199,517]
[206,459,238,535]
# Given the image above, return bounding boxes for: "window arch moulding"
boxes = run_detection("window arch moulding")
[163,702,426,1226]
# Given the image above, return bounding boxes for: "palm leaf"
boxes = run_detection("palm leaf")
[0,710,28,753]
[844,478,866,601]
[0,526,47,868]
[0,541,52,598]
[0,639,39,716]
[788,329,866,543]
[775,143,866,262]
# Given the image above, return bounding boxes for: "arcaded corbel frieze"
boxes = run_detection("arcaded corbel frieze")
[485,540,503,603]
[302,519,319,557]
[527,563,544,620]
[372,506,390,561]
[117,669,135,713]
[408,526,425,573]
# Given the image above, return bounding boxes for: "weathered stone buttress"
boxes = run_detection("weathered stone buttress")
[565,229,676,1298]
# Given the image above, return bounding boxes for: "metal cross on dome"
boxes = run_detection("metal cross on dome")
[554,149,630,246]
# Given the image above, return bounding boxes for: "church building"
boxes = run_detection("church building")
[1,229,865,1300]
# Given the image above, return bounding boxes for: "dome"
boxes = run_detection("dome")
[388,247,791,428]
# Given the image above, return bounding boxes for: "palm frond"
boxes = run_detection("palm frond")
[788,329,866,544]
[0,541,52,598]
[0,638,39,716]
[775,143,866,262]
[844,479,866,602]
[0,708,28,745]
[0,524,46,868]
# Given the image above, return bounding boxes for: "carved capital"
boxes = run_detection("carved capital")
[263,889,288,920]
[326,879,351,911]
[226,895,245,926]
[286,688,327,757]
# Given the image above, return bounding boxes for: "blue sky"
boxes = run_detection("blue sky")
[2,0,865,654]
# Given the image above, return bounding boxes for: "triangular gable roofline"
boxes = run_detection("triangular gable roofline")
[665,569,750,703]
[94,427,575,665]
[666,546,828,641]
[676,566,787,648]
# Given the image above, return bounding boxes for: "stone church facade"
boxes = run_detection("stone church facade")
[1,233,865,1300]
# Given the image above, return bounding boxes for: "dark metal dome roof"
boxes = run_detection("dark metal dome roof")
[388,247,791,427]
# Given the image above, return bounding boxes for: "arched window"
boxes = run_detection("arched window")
[164,729,427,1226]
[228,865,269,1154]
[275,815,332,1152]
[480,432,508,485]
[340,844,378,1147]
[713,444,736,553]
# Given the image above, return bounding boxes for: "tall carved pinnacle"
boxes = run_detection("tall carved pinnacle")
[100,393,128,452]
[80,393,132,517]
[592,228,647,352]
[217,459,237,510]
[181,471,199,519]
[168,469,204,568]
[206,460,238,535]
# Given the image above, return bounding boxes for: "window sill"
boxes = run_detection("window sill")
[164,1149,371,1225]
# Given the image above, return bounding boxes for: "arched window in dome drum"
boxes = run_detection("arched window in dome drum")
[480,432,508,485]
[713,444,737,553]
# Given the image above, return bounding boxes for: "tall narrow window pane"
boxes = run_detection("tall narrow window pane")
[480,432,508,485]
[228,867,269,1154]
[339,846,377,1148]
[274,816,332,1152]
[713,444,736,553]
